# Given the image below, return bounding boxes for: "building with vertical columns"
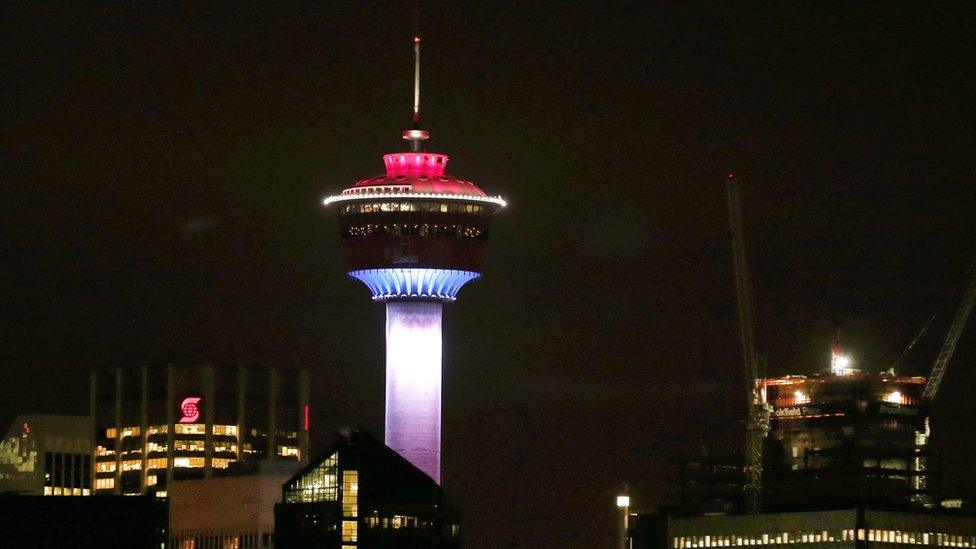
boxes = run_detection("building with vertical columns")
[91,364,310,496]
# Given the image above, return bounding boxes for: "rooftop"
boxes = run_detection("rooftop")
[323,152,506,208]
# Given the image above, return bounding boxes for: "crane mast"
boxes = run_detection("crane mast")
[726,173,769,514]
[922,261,976,402]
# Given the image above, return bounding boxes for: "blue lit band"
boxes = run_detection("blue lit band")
[349,268,480,301]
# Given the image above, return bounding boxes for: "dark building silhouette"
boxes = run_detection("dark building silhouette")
[274,429,460,548]
[678,454,746,514]
[0,493,167,547]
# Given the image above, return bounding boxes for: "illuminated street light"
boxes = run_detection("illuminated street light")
[617,489,630,549]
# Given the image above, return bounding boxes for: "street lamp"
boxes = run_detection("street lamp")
[617,490,630,549]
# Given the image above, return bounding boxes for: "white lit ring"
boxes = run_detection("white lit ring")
[323,192,506,209]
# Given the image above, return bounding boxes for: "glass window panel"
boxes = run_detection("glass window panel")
[283,452,338,503]
[342,470,358,517]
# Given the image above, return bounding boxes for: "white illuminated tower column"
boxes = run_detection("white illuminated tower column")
[385,301,443,478]
[322,36,506,483]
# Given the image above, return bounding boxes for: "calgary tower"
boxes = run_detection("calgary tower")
[322,35,506,483]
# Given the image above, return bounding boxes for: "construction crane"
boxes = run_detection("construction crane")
[908,260,976,506]
[726,173,770,514]
[922,260,976,402]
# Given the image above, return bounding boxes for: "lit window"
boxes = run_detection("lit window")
[96,445,114,457]
[173,457,205,468]
[147,441,167,453]
[278,446,300,458]
[95,478,115,490]
[43,486,52,496]
[174,424,206,435]
[122,460,141,471]
[96,461,116,473]
[212,458,233,469]
[147,475,157,486]
[342,470,358,517]
[148,458,168,470]
[105,428,117,439]
[283,452,338,503]
[341,520,357,542]
[155,491,167,498]
[213,425,238,436]
[214,442,237,453]
[174,439,205,452]
[147,425,168,435]
[82,489,90,496]
[120,426,141,438]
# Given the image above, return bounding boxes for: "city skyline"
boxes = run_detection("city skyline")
[4,2,976,547]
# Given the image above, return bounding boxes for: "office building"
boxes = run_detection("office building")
[761,373,938,508]
[91,363,309,496]
[668,506,976,549]
[679,454,746,514]
[0,414,92,496]
[274,429,461,548]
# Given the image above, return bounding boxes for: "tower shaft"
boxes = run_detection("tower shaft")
[385,301,443,483]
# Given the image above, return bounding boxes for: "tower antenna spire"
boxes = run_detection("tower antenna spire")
[413,35,421,129]
[403,0,429,151]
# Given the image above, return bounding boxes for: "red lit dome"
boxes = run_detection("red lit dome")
[324,152,505,209]
[348,152,488,197]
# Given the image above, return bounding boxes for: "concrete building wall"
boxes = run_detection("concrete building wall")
[168,463,300,547]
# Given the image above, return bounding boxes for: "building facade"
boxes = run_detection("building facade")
[275,429,461,548]
[668,507,976,549]
[91,364,309,496]
[761,373,937,508]
[169,460,301,548]
[0,414,92,496]
[679,455,746,514]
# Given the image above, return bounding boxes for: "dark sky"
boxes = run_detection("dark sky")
[3,2,976,547]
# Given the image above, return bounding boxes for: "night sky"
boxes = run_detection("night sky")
[3,2,976,547]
